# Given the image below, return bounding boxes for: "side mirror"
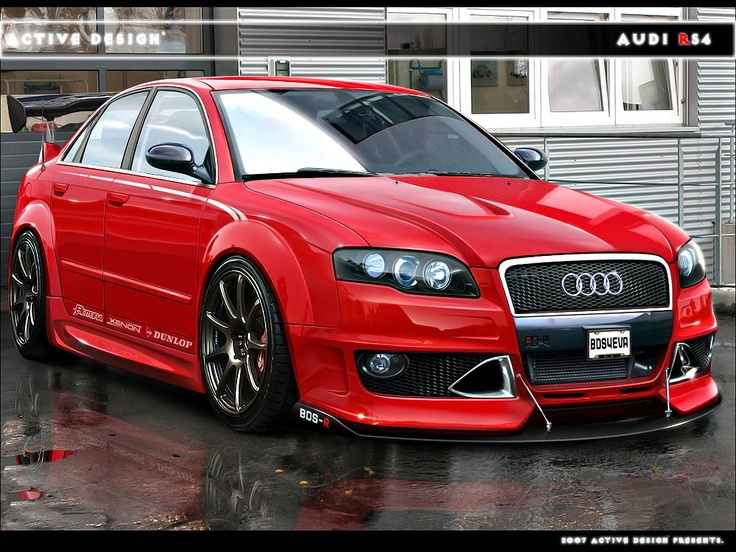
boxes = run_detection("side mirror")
[146,143,212,184]
[514,147,549,172]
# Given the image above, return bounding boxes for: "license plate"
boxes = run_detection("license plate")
[587,328,631,359]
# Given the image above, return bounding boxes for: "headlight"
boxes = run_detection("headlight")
[333,248,479,297]
[677,240,706,288]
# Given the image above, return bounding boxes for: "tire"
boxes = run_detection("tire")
[8,230,55,360]
[199,256,297,433]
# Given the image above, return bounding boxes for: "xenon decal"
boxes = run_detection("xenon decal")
[107,316,142,335]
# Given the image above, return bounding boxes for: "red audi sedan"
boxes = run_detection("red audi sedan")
[7,76,721,442]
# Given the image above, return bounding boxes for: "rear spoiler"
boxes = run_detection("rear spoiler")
[7,92,115,133]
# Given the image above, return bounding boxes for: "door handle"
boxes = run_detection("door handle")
[52,182,69,194]
[107,192,130,205]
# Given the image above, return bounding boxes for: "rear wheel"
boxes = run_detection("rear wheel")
[199,257,297,433]
[9,230,54,359]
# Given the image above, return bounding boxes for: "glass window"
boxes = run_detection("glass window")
[548,59,604,112]
[541,10,611,126]
[75,91,147,168]
[131,89,210,181]
[216,89,528,178]
[0,7,203,55]
[103,7,203,54]
[0,7,97,53]
[466,12,531,116]
[616,11,680,124]
[454,8,538,129]
[621,60,672,111]
[387,10,450,102]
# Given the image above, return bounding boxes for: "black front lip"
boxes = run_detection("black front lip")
[293,388,722,443]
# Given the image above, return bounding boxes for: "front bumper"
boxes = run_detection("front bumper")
[288,270,719,441]
[295,383,722,443]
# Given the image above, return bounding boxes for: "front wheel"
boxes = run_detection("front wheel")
[9,230,54,359]
[199,257,297,433]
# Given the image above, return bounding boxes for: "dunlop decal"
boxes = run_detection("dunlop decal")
[145,326,193,351]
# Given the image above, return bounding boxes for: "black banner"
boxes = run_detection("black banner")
[387,22,734,57]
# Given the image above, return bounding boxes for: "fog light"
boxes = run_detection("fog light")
[361,352,408,379]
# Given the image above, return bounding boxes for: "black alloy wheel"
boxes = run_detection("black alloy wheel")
[199,256,297,433]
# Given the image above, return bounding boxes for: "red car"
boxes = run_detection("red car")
[7,76,721,442]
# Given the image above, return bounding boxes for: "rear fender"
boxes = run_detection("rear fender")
[10,200,61,299]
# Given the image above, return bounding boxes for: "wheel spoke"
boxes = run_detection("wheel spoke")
[236,274,248,325]
[205,310,229,331]
[219,278,238,322]
[246,336,267,351]
[205,343,229,364]
[232,365,257,411]
[10,271,25,288]
[246,352,265,389]
[215,359,237,398]
[17,245,31,282]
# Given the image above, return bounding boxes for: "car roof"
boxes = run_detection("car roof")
[135,75,426,95]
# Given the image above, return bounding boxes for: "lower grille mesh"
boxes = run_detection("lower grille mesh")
[525,350,629,384]
[357,353,490,397]
[524,347,663,385]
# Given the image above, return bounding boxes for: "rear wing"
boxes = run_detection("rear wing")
[7,92,115,135]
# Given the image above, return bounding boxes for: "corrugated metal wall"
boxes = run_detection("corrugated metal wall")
[237,7,387,81]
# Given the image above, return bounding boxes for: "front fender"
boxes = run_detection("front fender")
[200,216,347,327]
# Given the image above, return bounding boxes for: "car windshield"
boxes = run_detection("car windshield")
[215,88,528,179]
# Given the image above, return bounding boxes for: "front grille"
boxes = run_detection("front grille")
[356,353,491,397]
[503,258,670,314]
[524,347,662,385]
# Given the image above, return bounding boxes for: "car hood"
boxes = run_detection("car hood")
[246,175,682,268]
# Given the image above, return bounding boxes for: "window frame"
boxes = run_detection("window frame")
[540,10,612,127]
[456,7,539,129]
[386,7,457,107]
[386,6,686,131]
[613,9,683,126]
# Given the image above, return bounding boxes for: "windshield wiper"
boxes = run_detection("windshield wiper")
[419,170,496,177]
[243,168,375,181]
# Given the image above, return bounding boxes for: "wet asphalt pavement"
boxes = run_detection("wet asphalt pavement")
[1,305,734,540]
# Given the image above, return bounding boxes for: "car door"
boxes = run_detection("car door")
[52,91,149,320]
[103,88,214,353]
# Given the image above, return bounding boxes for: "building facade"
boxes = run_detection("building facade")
[1,6,734,288]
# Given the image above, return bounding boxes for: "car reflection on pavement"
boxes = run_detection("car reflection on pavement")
[1,313,734,531]
[0,368,719,532]
[3,367,535,530]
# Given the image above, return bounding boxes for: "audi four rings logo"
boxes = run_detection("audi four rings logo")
[561,272,624,297]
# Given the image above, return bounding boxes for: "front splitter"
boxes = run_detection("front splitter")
[293,389,722,443]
